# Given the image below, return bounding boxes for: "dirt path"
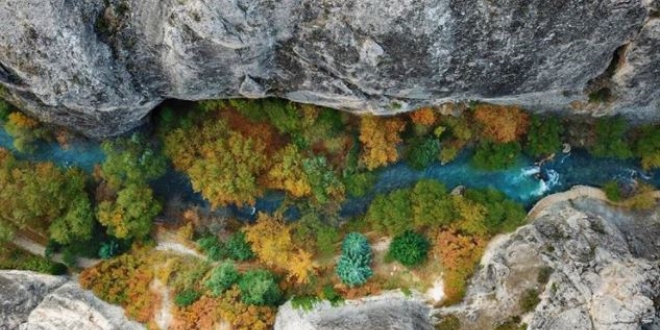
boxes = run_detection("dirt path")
[11,236,100,268]
[152,278,172,330]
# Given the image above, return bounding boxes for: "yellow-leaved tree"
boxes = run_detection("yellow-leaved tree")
[359,115,406,170]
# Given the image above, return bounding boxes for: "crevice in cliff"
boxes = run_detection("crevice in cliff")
[583,45,628,103]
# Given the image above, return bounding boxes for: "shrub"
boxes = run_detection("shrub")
[175,289,201,307]
[471,141,521,171]
[537,266,553,285]
[226,232,255,261]
[387,231,430,267]
[435,315,461,330]
[291,295,321,311]
[205,261,240,296]
[238,269,282,306]
[197,235,227,261]
[602,181,622,202]
[634,124,660,170]
[519,289,540,313]
[406,137,440,170]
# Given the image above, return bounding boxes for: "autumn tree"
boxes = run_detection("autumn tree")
[359,115,406,169]
[473,104,530,143]
[97,184,161,239]
[243,213,316,284]
[451,195,488,236]
[302,156,345,204]
[409,107,436,126]
[0,149,94,244]
[4,111,49,153]
[266,144,312,198]
[432,229,487,303]
[164,120,269,207]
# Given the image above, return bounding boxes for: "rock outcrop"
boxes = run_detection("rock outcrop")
[274,292,434,330]
[0,271,143,330]
[0,0,659,137]
[438,197,660,330]
[274,195,660,330]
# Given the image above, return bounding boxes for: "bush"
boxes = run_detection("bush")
[387,231,430,267]
[471,142,521,171]
[602,181,622,202]
[226,232,255,261]
[634,124,660,170]
[291,295,321,311]
[175,289,201,307]
[519,289,540,313]
[435,314,461,330]
[205,261,240,296]
[197,235,227,261]
[537,266,553,285]
[406,137,440,170]
[238,269,282,306]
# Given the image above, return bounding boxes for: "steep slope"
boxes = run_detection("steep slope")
[0,0,658,136]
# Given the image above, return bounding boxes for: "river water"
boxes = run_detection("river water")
[2,128,657,220]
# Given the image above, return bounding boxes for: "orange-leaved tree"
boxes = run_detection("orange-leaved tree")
[243,213,317,284]
[409,107,436,126]
[472,104,530,143]
[359,115,406,170]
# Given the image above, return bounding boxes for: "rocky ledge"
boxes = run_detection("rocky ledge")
[0,0,659,137]
[0,271,143,330]
[277,195,660,330]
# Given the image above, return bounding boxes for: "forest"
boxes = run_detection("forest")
[1,98,659,329]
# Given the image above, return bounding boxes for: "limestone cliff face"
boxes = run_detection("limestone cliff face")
[437,197,660,330]
[0,0,658,137]
[0,271,143,330]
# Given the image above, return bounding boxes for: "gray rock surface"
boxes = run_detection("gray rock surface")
[275,292,434,330]
[438,198,660,330]
[0,271,143,330]
[0,0,659,137]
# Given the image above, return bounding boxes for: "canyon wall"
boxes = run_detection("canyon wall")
[0,0,658,137]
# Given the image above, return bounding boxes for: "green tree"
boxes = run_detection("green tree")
[406,137,440,170]
[101,133,167,190]
[410,180,456,228]
[634,125,660,170]
[589,117,632,159]
[97,184,161,239]
[525,115,563,158]
[336,232,373,287]
[205,261,240,296]
[174,289,201,307]
[302,156,345,204]
[471,142,521,171]
[344,172,377,198]
[196,235,227,261]
[387,231,430,267]
[464,189,526,234]
[238,269,282,306]
[336,254,373,287]
[226,232,255,261]
[365,189,412,236]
